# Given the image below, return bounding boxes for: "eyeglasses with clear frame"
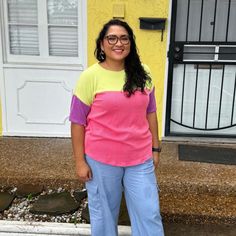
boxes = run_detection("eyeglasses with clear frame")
[104,35,130,45]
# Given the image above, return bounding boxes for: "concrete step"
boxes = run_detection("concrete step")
[0,220,131,236]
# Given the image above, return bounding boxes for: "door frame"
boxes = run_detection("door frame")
[163,0,177,138]
[162,0,174,138]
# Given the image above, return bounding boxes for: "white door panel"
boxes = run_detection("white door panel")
[4,68,81,137]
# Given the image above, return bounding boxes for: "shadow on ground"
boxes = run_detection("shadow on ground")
[163,222,236,236]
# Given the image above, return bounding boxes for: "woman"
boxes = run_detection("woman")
[70,19,164,236]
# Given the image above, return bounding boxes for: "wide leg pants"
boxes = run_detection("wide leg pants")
[85,156,164,236]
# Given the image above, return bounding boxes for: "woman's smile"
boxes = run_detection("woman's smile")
[101,25,131,67]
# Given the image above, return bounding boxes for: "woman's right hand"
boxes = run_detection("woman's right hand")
[75,160,92,182]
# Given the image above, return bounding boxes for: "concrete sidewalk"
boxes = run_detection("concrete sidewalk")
[0,137,235,225]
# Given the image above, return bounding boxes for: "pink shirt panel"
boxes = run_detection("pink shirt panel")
[85,90,153,166]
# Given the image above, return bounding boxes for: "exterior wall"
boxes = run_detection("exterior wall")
[0,0,169,137]
[87,0,169,137]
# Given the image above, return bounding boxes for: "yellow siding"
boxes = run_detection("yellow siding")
[88,0,169,137]
[0,101,2,135]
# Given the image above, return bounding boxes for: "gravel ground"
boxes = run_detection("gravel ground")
[0,187,88,224]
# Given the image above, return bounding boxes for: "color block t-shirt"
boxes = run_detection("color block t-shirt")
[69,63,156,166]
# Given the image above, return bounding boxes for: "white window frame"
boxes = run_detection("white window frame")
[1,0,87,67]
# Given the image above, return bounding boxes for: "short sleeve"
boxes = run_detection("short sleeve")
[142,64,156,113]
[73,70,95,106]
[69,70,95,125]
[69,95,91,126]
[147,87,157,113]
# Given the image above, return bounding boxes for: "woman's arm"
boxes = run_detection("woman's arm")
[71,123,92,182]
[147,112,161,168]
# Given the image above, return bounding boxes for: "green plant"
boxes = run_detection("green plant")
[27,193,33,201]
[69,216,78,225]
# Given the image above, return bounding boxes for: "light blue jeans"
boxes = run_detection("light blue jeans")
[85,155,164,236]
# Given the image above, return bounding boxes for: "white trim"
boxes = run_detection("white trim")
[162,0,173,138]
[0,2,3,64]
[0,221,131,236]
[0,74,7,134]
[2,131,71,137]
[38,0,49,57]
[2,63,84,71]
[6,55,85,65]
[0,1,7,134]
[2,0,10,62]
[80,0,88,69]
[183,59,236,62]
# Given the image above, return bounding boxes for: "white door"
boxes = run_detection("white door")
[0,0,87,137]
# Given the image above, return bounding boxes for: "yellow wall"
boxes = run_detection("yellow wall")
[0,101,2,135]
[88,0,169,137]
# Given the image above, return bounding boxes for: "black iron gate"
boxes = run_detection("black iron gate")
[166,0,236,137]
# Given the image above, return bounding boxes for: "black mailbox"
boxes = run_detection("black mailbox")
[139,17,166,30]
[139,17,166,41]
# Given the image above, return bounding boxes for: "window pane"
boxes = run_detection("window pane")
[227,0,236,42]
[201,0,215,42]
[219,65,236,127]
[214,0,229,42]
[182,65,196,127]
[47,0,79,57]
[9,25,39,56]
[175,0,188,41]
[219,47,236,61]
[187,0,202,41]
[47,0,78,25]
[7,0,39,56]
[7,0,38,24]
[48,26,78,57]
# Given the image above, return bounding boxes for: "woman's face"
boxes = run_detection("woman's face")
[101,25,131,64]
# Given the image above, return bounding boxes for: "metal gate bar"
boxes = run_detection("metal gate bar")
[212,0,218,42]
[231,74,236,125]
[218,65,225,128]
[181,64,186,123]
[193,64,199,128]
[226,0,232,42]
[186,0,191,41]
[199,0,204,42]
[205,64,212,128]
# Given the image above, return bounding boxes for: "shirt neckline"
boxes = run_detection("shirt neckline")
[97,62,125,73]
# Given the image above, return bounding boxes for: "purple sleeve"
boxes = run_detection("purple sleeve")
[69,95,91,126]
[147,88,157,113]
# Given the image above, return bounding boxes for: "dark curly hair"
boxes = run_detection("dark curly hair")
[94,19,151,97]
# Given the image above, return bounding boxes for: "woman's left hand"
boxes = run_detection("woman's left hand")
[152,152,160,169]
